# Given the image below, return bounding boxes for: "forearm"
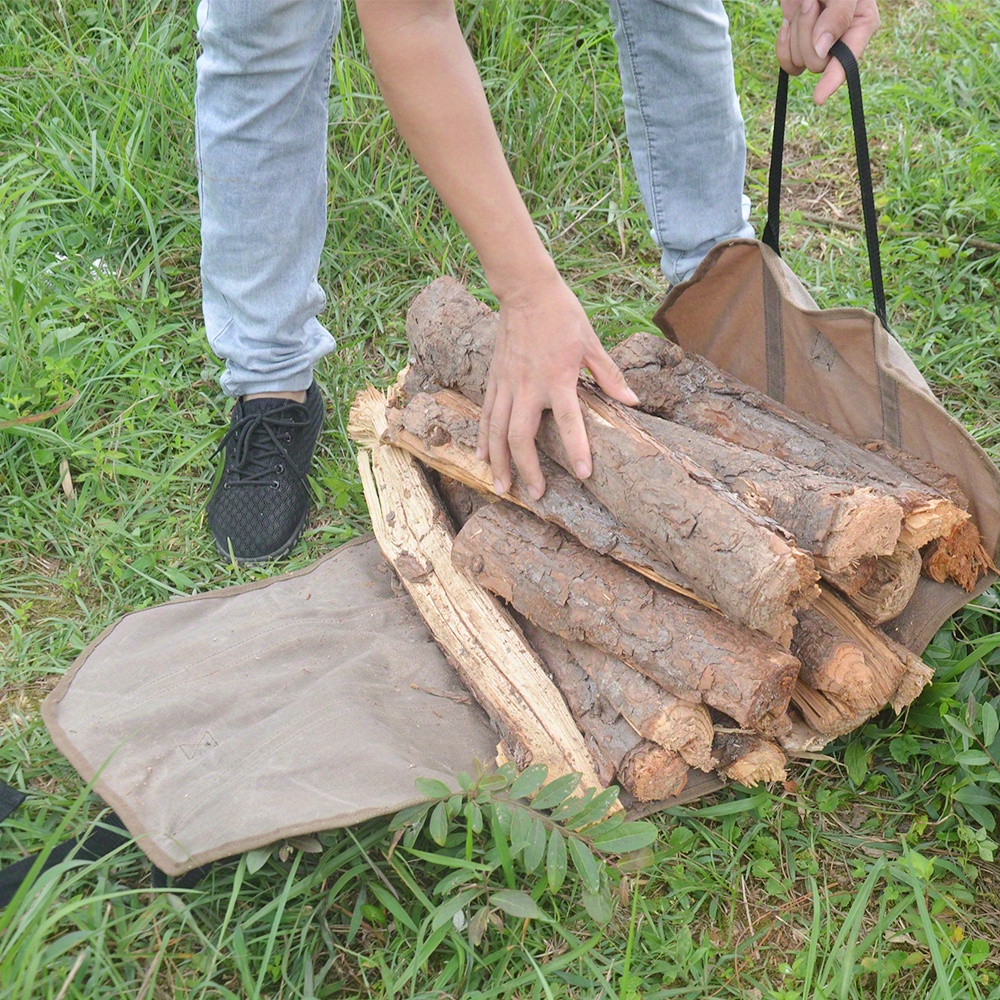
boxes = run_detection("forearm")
[356,0,557,298]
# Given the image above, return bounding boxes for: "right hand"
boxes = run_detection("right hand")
[776,0,881,105]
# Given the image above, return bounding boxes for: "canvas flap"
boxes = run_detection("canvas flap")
[41,537,500,876]
[653,238,1000,652]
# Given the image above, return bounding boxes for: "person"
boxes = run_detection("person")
[197,0,880,564]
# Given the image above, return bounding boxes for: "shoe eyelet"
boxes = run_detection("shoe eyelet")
[223,483,231,490]
[276,464,284,474]
[271,481,280,489]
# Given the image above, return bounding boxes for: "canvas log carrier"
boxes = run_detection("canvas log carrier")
[649,42,999,653]
[3,43,998,896]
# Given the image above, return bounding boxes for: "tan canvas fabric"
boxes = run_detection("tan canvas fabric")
[654,239,1000,652]
[42,537,499,876]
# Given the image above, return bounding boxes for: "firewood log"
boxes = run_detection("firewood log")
[523,623,690,802]
[629,409,903,574]
[609,331,971,551]
[405,277,818,643]
[451,501,800,733]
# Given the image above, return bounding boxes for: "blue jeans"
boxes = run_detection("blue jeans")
[195,0,753,396]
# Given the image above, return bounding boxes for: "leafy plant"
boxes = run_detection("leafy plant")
[388,763,657,939]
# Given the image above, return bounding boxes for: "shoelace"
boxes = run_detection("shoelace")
[212,402,309,488]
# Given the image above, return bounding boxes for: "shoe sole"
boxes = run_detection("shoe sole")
[213,508,310,566]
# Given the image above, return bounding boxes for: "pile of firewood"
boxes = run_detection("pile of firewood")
[348,278,994,806]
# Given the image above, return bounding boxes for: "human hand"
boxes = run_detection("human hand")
[776,0,881,105]
[475,273,639,500]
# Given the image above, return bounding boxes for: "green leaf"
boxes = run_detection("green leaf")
[429,801,450,846]
[549,786,596,824]
[981,702,999,747]
[245,846,272,874]
[568,836,601,895]
[430,888,481,931]
[523,815,547,874]
[488,889,548,921]
[546,827,568,892]
[573,811,625,841]
[954,750,993,767]
[415,777,453,799]
[592,821,658,855]
[954,785,1000,807]
[845,741,869,787]
[510,803,534,857]
[509,763,549,799]
[465,799,483,834]
[530,772,582,811]
[565,786,621,830]
[582,884,614,925]
[468,905,491,948]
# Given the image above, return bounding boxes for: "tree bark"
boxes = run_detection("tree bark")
[630,409,902,574]
[524,623,690,801]
[405,277,818,643]
[609,331,970,550]
[520,619,715,771]
[451,501,800,732]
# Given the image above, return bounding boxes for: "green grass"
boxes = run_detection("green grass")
[2,0,999,997]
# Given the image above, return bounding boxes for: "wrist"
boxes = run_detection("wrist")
[486,253,562,303]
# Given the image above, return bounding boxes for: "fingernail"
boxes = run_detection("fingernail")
[528,482,544,501]
[574,461,591,479]
[624,388,640,405]
[816,31,834,57]
[801,0,814,12]
[779,17,789,41]
[493,478,505,495]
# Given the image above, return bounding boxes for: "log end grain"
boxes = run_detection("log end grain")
[848,542,922,624]
[617,742,690,802]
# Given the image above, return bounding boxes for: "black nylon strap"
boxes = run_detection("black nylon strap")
[0,813,131,910]
[762,39,889,331]
[0,782,26,825]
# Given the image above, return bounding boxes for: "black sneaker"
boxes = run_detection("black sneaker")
[206,383,325,564]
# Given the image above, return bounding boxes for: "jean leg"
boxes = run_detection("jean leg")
[607,0,754,284]
[195,0,341,396]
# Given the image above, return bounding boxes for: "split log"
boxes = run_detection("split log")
[406,277,818,643]
[630,409,902,574]
[922,521,998,592]
[348,387,605,792]
[609,331,970,550]
[524,624,690,801]
[387,389,709,606]
[451,501,800,732]
[789,587,929,735]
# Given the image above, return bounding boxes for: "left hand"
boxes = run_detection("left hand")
[475,273,639,501]
[776,0,881,105]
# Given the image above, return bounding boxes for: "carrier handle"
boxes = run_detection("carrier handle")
[762,39,889,332]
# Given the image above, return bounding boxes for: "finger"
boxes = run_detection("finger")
[586,346,640,407]
[776,16,797,76]
[549,389,593,482]
[487,390,514,495]
[506,401,546,500]
[812,0,860,61]
[476,374,499,461]
[790,0,825,73]
[812,14,876,104]
[812,59,846,105]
